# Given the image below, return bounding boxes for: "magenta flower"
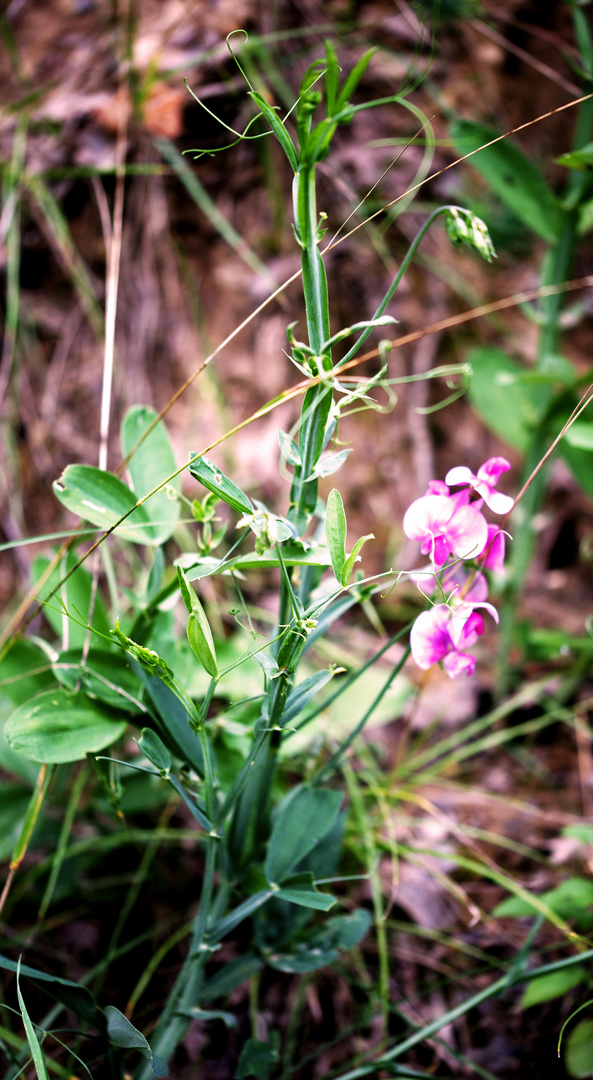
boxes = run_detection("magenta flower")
[403,494,488,569]
[477,524,507,574]
[444,457,514,515]
[410,596,499,679]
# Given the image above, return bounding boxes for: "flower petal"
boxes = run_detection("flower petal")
[410,606,452,669]
[444,504,488,560]
[477,457,510,487]
[478,525,506,573]
[444,466,474,488]
[443,651,475,678]
[403,495,455,541]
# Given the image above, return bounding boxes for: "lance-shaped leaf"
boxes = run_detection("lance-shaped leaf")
[265,784,342,886]
[308,448,352,481]
[178,566,218,678]
[275,871,336,910]
[326,489,374,586]
[341,532,374,587]
[278,429,301,467]
[0,954,106,1032]
[187,607,218,678]
[325,488,347,583]
[281,668,336,727]
[188,454,254,516]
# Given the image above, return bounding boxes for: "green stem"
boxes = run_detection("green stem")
[289,163,332,532]
[338,206,452,369]
[331,945,593,1080]
[134,834,217,1080]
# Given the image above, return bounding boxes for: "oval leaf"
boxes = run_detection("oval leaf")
[121,405,180,543]
[5,689,127,763]
[566,1019,593,1079]
[137,727,171,773]
[53,464,158,546]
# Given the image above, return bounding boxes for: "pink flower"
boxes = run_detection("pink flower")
[403,494,488,569]
[444,457,514,515]
[477,524,507,574]
[410,596,499,679]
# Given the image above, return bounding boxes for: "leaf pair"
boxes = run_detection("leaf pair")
[325,489,374,587]
[177,566,218,679]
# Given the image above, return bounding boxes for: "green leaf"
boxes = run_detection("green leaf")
[55,648,144,714]
[210,890,273,943]
[267,908,371,973]
[341,532,374,587]
[564,421,593,450]
[558,142,593,170]
[0,954,105,1032]
[282,669,335,727]
[559,427,593,498]
[265,784,342,885]
[105,1006,168,1076]
[201,955,264,1002]
[187,602,218,678]
[121,405,180,544]
[137,727,171,773]
[0,786,33,861]
[275,871,335,910]
[166,774,212,832]
[310,448,352,480]
[188,454,254,516]
[563,824,593,844]
[249,90,298,172]
[5,689,127,763]
[468,347,540,452]
[494,877,593,923]
[521,965,587,1009]
[184,1007,238,1029]
[450,119,564,244]
[328,908,372,949]
[325,488,346,583]
[336,47,376,112]
[566,1019,593,1078]
[177,565,196,613]
[53,464,159,546]
[182,540,333,578]
[235,1034,279,1080]
[278,429,301,467]
[132,664,204,775]
[0,639,55,707]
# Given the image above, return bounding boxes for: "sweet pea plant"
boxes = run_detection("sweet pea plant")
[0,40,527,1079]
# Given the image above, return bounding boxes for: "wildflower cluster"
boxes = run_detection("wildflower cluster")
[404,457,514,679]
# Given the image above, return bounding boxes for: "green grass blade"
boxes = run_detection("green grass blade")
[16,960,50,1080]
